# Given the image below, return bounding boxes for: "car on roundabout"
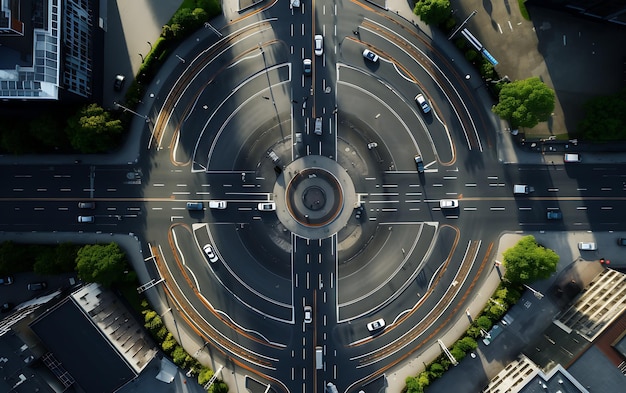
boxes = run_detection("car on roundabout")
[414,155,425,173]
[202,244,219,263]
[415,93,431,114]
[362,49,379,62]
[367,318,385,332]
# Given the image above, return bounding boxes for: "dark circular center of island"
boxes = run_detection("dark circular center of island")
[286,168,342,227]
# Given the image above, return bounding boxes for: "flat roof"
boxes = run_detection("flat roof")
[30,298,136,393]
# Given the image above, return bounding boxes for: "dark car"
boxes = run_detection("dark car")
[546,210,562,220]
[78,202,96,209]
[1,303,14,313]
[0,276,13,285]
[414,155,425,173]
[618,238,626,246]
[114,74,125,91]
[27,282,47,291]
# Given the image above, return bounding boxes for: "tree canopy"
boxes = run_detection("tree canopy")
[76,243,130,287]
[66,103,123,153]
[492,77,555,128]
[578,88,626,141]
[503,235,558,284]
[413,0,451,26]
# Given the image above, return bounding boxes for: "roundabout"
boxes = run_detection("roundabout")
[140,1,497,392]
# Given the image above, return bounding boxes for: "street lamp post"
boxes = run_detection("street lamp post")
[523,284,544,300]
[113,101,150,123]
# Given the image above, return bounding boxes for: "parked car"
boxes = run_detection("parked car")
[564,153,581,163]
[367,318,385,332]
[362,49,379,62]
[415,93,431,113]
[202,244,219,263]
[546,210,562,220]
[578,242,597,251]
[114,74,125,91]
[414,155,425,173]
[0,276,14,285]
[28,282,47,291]
[618,238,626,246]
[304,305,312,323]
[78,202,95,209]
[439,199,458,209]
[258,202,276,211]
[314,35,323,56]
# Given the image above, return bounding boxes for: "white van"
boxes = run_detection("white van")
[513,185,533,195]
[564,153,581,163]
[314,117,322,135]
[315,346,323,369]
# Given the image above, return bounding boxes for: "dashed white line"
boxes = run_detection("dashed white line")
[490,207,506,211]
[172,192,190,195]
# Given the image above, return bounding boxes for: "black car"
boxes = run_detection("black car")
[1,303,14,313]
[27,282,47,291]
[618,238,626,246]
[0,276,13,285]
[414,155,425,173]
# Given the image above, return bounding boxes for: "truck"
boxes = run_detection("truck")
[513,184,533,195]
[315,346,323,370]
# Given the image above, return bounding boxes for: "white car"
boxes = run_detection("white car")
[203,244,219,263]
[208,200,227,209]
[314,35,323,56]
[578,242,597,251]
[439,199,459,209]
[415,93,431,113]
[362,49,379,62]
[290,0,300,7]
[564,153,581,163]
[367,318,385,332]
[77,216,94,223]
[314,117,322,135]
[304,306,312,323]
[258,202,276,211]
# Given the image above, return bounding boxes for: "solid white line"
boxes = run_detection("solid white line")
[368,200,399,203]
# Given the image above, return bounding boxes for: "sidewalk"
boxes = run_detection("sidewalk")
[385,228,624,393]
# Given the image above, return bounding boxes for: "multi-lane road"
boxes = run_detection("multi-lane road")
[2,0,626,392]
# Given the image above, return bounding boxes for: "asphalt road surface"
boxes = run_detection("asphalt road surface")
[3,0,626,392]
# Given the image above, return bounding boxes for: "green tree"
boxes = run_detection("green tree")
[456,337,478,352]
[34,243,78,275]
[405,375,425,393]
[75,242,129,287]
[578,88,626,141]
[503,235,559,284]
[413,0,451,26]
[492,77,555,128]
[66,104,123,153]
[29,113,65,149]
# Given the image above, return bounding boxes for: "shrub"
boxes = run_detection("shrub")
[429,362,446,378]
